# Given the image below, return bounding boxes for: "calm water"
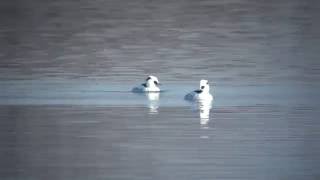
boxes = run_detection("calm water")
[1,0,320,179]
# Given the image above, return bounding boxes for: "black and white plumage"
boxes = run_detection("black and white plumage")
[132,75,160,92]
[184,80,213,101]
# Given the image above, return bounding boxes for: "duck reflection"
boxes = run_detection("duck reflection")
[193,99,212,129]
[192,99,213,139]
[145,92,160,114]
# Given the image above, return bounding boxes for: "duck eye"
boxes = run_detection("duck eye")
[154,81,158,85]
[201,86,205,89]
[146,77,151,81]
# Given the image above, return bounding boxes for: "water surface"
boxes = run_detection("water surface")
[0,0,320,179]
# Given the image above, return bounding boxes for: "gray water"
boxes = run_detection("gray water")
[1,0,320,179]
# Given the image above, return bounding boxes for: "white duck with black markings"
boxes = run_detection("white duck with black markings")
[132,75,161,92]
[184,80,213,101]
